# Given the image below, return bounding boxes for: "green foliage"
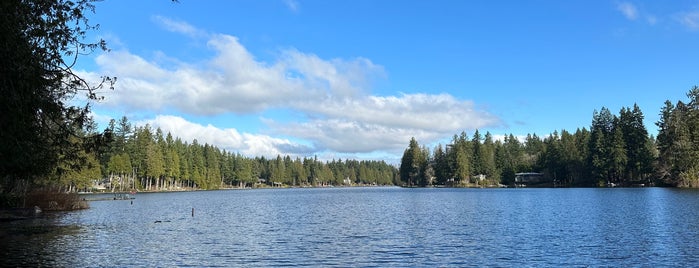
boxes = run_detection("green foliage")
[46,115,399,191]
[678,166,699,188]
[399,137,426,186]
[54,148,101,192]
[0,0,399,194]
[450,132,471,184]
[453,140,470,184]
[619,104,653,180]
[656,86,699,186]
[495,134,523,185]
[233,155,255,186]
[107,153,132,176]
[432,145,449,185]
[402,99,666,187]
[0,0,114,196]
[144,143,165,182]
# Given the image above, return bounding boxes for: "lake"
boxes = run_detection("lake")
[2,187,699,267]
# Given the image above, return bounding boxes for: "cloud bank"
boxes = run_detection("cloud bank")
[139,115,313,157]
[87,17,501,159]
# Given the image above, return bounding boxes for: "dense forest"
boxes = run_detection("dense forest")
[0,0,398,208]
[58,117,398,192]
[4,0,699,212]
[54,86,699,191]
[399,87,699,188]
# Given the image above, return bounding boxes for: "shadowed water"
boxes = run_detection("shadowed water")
[2,187,698,267]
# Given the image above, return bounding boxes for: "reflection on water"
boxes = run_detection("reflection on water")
[0,214,81,267]
[2,187,699,267]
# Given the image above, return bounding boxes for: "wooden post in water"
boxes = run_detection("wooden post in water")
[192,207,194,217]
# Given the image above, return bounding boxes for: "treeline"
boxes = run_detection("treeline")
[401,87,699,188]
[656,87,699,187]
[59,117,397,192]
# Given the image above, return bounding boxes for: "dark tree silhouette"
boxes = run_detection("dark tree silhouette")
[0,0,114,200]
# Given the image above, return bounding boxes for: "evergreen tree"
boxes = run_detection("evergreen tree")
[608,117,628,184]
[291,157,307,186]
[203,144,221,189]
[419,146,432,186]
[107,153,133,191]
[542,131,563,183]
[656,87,699,186]
[481,132,499,184]
[452,133,471,185]
[574,128,592,184]
[433,144,450,185]
[559,130,582,185]
[524,134,543,170]
[589,108,614,184]
[471,130,483,179]
[498,134,524,185]
[115,116,132,153]
[399,137,425,186]
[618,104,653,181]
[144,142,165,191]
[656,100,675,181]
[0,0,114,195]
[189,140,206,189]
[175,139,191,187]
[234,155,254,187]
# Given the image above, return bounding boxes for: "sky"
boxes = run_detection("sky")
[77,0,699,163]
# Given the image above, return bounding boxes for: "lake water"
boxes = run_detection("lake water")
[2,187,699,267]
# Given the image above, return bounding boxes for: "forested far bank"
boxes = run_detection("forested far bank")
[63,117,398,192]
[400,86,699,188]
[24,84,699,192]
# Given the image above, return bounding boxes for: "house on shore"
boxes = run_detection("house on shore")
[514,172,544,187]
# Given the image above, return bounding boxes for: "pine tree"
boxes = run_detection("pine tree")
[656,100,675,181]
[589,108,614,184]
[454,143,470,185]
[608,118,627,184]
[433,144,449,185]
[481,132,499,185]
[189,140,206,189]
[234,155,254,187]
[471,130,483,179]
[203,144,221,189]
[399,137,425,186]
[144,142,165,191]
[618,104,653,181]
[0,0,114,194]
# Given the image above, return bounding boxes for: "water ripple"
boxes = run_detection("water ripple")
[3,188,699,267]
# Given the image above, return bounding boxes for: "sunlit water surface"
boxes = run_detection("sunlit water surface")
[2,187,699,267]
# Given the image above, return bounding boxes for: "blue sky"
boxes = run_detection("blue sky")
[79,0,699,163]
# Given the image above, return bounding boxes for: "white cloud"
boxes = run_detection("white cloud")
[678,11,699,30]
[281,49,383,98]
[491,134,528,143]
[268,93,500,153]
[152,15,207,38]
[615,2,661,27]
[617,2,638,20]
[86,17,501,156]
[268,119,425,153]
[96,50,168,80]
[296,93,499,132]
[139,115,313,157]
[91,33,382,115]
[283,0,299,12]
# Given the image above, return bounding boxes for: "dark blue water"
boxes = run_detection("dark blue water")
[2,187,699,267]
